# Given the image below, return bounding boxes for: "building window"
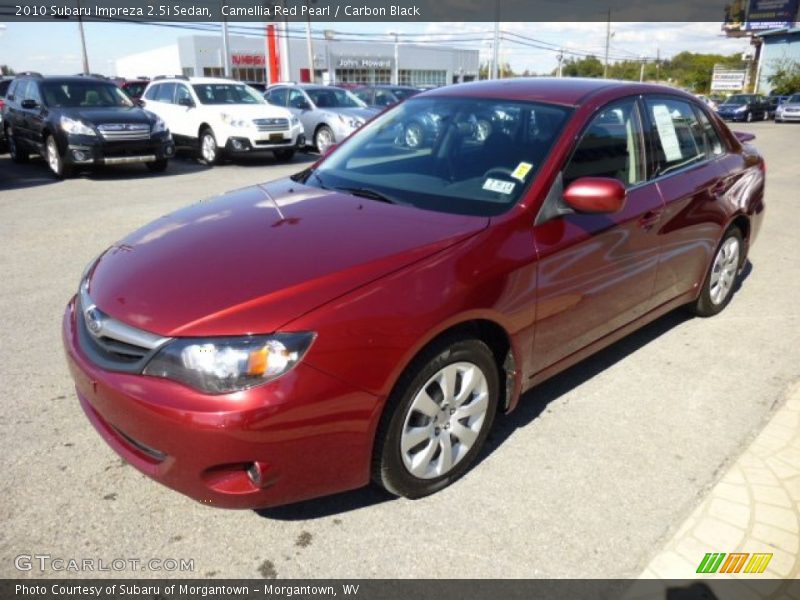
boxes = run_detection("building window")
[182,67,194,77]
[203,67,224,77]
[399,69,447,87]
[334,68,391,85]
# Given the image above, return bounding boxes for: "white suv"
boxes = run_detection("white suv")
[141,76,304,164]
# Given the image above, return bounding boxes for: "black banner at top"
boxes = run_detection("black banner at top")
[2,0,799,22]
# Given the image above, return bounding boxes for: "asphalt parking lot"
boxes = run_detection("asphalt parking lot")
[1,123,798,580]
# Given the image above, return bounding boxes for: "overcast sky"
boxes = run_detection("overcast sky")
[0,21,752,75]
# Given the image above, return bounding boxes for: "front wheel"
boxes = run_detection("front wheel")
[745,111,754,123]
[199,128,221,165]
[314,125,335,154]
[372,336,499,499]
[691,227,744,317]
[46,135,72,178]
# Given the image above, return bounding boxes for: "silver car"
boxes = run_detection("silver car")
[775,93,800,122]
[265,84,378,153]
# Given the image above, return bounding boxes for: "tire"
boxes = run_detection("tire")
[745,111,753,123]
[145,158,168,172]
[372,335,500,499]
[691,227,744,317]
[763,111,769,121]
[199,128,221,165]
[314,125,335,154]
[273,148,296,162]
[8,131,29,163]
[45,135,72,178]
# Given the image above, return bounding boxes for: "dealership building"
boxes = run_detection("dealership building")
[115,34,480,87]
[755,27,800,93]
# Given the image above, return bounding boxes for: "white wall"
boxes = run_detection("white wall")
[114,45,181,79]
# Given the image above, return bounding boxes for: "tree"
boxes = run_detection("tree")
[1,65,15,76]
[767,58,800,95]
[560,55,604,78]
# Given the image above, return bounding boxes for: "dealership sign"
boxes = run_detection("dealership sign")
[723,0,798,31]
[335,56,393,69]
[711,69,748,91]
[232,54,266,66]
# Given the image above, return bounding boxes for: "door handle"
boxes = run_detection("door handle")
[710,180,727,198]
[638,210,662,231]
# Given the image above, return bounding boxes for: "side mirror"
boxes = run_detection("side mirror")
[21,99,38,109]
[177,97,194,108]
[563,177,627,214]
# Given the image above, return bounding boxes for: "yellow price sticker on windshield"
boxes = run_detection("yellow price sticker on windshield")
[511,162,533,181]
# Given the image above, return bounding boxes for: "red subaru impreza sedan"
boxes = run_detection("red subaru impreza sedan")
[63,79,765,508]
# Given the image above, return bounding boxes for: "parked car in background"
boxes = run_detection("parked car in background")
[265,83,378,153]
[354,85,421,109]
[0,77,12,151]
[243,81,268,94]
[715,93,771,122]
[120,79,150,101]
[141,75,304,164]
[775,93,800,122]
[64,79,765,509]
[2,73,174,177]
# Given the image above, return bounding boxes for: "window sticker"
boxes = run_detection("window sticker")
[511,162,534,181]
[651,104,683,162]
[483,178,516,195]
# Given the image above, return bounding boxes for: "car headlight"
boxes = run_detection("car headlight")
[290,115,300,127]
[734,105,747,112]
[338,114,363,129]
[152,116,168,133]
[142,333,315,394]
[60,115,96,136]
[220,113,249,128]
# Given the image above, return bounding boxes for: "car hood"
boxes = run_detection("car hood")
[718,104,747,109]
[59,106,155,125]
[87,179,488,337]
[780,102,800,109]
[209,104,291,120]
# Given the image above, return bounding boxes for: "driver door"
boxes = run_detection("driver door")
[287,88,314,140]
[531,97,664,374]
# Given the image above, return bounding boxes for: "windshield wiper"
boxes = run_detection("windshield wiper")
[335,186,400,204]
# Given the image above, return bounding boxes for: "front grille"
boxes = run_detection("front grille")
[97,123,151,141]
[77,281,170,373]
[253,118,289,132]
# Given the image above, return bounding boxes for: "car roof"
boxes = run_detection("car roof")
[421,77,699,106]
[18,76,115,84]
[149,77,242,85]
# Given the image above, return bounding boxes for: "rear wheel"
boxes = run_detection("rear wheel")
[8,131,29,163]
[691,227,744,317]
[146,158,168,172]
[745,111,754,123]
[372,335,499,499]
[45,135,72,178]
[273,148,295,162]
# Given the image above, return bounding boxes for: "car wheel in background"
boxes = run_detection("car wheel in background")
[273,148,296,162]
[314,125,335,154]
[145,158,168,172]
[746,111,754,123]
[199,128,221,165]
[8,132,29,163]
[692,227,744,317]
[763,111,769,121]
[45,135,72,178]
[372,335,500,499]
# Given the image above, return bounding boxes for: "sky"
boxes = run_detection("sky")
[0,21,752,76]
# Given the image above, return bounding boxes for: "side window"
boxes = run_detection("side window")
[155,82,176,103]
[143,84,159,101]
[288,89,307,109]
[563,98,645,188]
[174,84,192,105]
[13,81,29,102]
[353,88,372,104]
[693,107,725,157]
[27,82,42,104]
[266,87,287,106]
[375,90,394,107]
[644,97,706,177]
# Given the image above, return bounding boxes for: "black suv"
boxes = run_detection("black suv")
[1,73,175,177]
[0,77,12,151]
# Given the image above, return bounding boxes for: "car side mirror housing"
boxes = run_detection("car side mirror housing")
[177,97,194,108]
[21,99,39,109]
[562,177,627,214]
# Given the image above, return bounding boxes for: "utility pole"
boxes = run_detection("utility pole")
[392,33,399,86]
[221,19,231,77]
[76,0,90,74]
[639,56,646,82]
[656,47,661,83]
[603,9,612,79]
[557,49,564,77]
[491,20,500,79]
[305,1,315,83]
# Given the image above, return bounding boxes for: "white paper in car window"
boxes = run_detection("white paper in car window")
[483,178,516,195]
[651,104,683,162]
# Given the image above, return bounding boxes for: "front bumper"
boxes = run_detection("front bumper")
[716,111,748,121]
[776,111,800,121]
[64,132,175,166]
[224,132,306,155]
[62,298,380,509]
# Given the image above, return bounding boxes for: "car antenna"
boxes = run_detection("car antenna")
[257,183,286,221]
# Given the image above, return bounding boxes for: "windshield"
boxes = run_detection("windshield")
[302,97,571,216]
[192,84,265,105]
[391,88,420,101]
[787,94,800,104]
[306,87,366,109]
[725,95,752,105]
[41,81,133,108]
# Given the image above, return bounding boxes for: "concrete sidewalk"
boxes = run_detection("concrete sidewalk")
[639,380,800,581]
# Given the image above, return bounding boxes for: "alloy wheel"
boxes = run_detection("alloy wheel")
[201,133,217,163]
[46,137,61,175]
[400,361,489,479]
[315,127,334,154]
[709,236,740,305]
